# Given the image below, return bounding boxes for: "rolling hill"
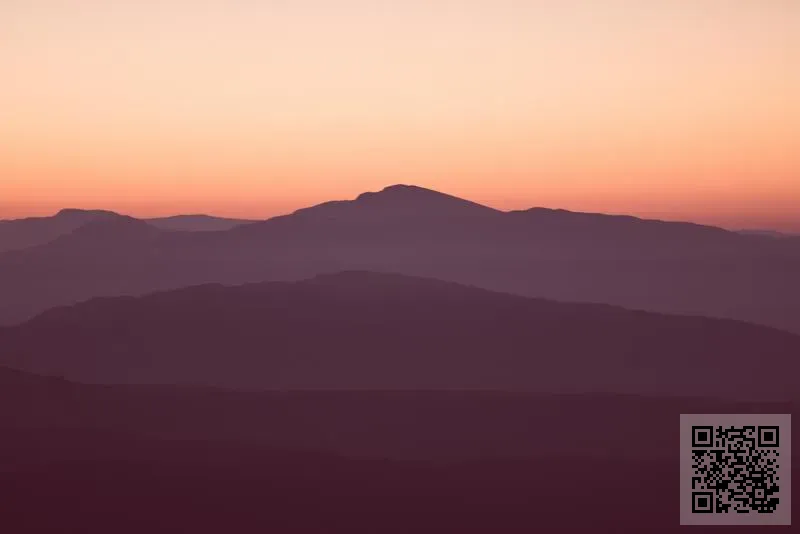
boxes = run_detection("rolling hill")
[1,271,798,399]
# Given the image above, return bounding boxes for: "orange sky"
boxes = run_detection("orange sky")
[1,1,798,231]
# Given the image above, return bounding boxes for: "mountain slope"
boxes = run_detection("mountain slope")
[1,271,798,399]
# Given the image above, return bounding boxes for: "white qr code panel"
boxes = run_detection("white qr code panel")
[680,414,791,526]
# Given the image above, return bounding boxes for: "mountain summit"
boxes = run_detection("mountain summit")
[289,184,501,221]
[0,208,124,254]
[55,208,120,220]
[354,184,498,212]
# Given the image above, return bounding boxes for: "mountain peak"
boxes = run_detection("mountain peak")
[283,184,499,223]
[355,184,434,199]
[350,184,500,214]
[55,208,121,219]
[354,184,484,206]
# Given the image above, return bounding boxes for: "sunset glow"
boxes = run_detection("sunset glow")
[2,1,798,230]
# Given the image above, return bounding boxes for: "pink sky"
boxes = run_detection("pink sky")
[1,1,798,230]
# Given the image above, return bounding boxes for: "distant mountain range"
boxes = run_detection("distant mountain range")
[738,229,797,238]
[0,209,254,253]
[1,271,798,399]
[0,184,798,334]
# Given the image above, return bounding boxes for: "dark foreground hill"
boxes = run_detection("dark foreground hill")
[0,185,798,334]
[0,441,727,534]
[1,271,798,399]
[0,364,795,462]
[5,440,795,534]
[0,366,796,533]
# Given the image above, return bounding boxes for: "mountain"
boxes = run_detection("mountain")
[147,214,255,232]
[230,184,505,248]
[0,209,256,254]
[0,208,120,253]
[290,184,501,221]
[232,185,761,256]
[1,271,798,399]
[0,185,798,334]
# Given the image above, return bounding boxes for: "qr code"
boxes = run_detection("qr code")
[680,414,791,526]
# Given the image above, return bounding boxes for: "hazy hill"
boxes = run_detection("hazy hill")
[1,271,798,399]
[0,185,798,334]
[0,208,120,253]
[147,214,255,232]
[0,209,254,253]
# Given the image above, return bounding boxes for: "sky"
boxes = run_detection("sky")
[1,1,798,230]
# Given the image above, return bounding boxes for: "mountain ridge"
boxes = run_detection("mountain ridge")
[0,185,798,334]
[1,186,785,244]
[2,271,798,400]
[4,185,775,235]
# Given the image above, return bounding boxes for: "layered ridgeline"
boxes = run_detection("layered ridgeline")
[0,208,253,253]
[0,271,797,400]
[0,185,798,333]
[0,208,121,253]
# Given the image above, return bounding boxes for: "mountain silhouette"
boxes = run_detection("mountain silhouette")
[286,184,501,221]
[231,184,505,248]
[0,185,798,334]
[0,209,253,253]
[147,214,254,232]
[505,207,746,252]
[1,271,797,399]
[0,208,120,253]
